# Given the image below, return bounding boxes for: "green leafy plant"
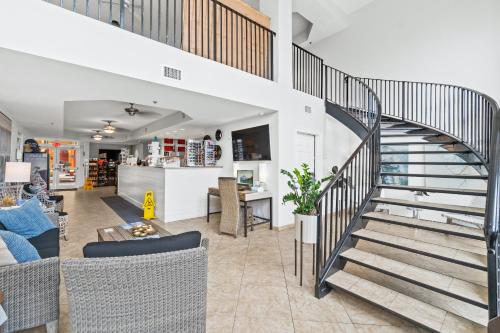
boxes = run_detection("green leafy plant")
[281,163,335,215]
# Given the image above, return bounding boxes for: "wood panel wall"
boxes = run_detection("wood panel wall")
[182,0,272,78]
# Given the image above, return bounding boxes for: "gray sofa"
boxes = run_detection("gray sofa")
[62,239,209,333]
[0,257,59,333]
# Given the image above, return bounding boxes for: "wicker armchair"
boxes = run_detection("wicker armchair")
[31,173,64,212]
[62,239,209,333]
[218,177,253,237]
[0,257,60,333]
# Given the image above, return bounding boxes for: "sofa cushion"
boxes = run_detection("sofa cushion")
[0,198,56,238]
[83,231,202,258]
[0,230,41,263]
[0,236,17,266]
[28,228,60,259]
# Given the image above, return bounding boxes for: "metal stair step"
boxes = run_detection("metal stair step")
[379,172,487,180]
[381,133,440,137]
[326,271,486,332]
[381,161,483,166]
[371,197,486,217]
[340,248,488,308]
[381,141,458,145]
[381,150,472,154]
[378,184,487,196]
[381,127,424,131]
[351,229,487,270]
[362,211,485,240]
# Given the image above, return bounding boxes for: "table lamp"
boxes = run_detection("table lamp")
[4,162,31,200]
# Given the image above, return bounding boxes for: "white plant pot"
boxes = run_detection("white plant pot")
[294,213,318,244]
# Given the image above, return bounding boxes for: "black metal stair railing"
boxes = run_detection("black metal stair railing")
[313,69,382,298]
[45,0,275,80]
[292,46,500,318]
[357,77,500,320]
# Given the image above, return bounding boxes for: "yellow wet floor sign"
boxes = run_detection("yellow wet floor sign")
[143,191,156,220]
[84,177,93,190]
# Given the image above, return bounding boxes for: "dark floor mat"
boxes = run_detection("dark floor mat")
[101,196,144,224]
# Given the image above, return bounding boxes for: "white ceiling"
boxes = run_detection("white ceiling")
[292,0,374,45]
[0,47,273,143]
[64,100,179,142]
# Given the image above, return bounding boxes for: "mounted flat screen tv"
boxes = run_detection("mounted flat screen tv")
[232,124,271,161]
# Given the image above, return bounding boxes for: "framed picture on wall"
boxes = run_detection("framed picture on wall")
[0,112,12,183]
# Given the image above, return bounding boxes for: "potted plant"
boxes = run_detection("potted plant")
[281,164,335,244]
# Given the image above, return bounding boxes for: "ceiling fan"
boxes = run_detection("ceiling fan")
[124,103,160,117]
[102,120,116,134]
[91,130,114,141]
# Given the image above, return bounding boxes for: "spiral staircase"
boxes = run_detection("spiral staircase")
[293,44,500,332]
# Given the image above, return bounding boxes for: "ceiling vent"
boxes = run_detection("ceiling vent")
[164,66,182,80]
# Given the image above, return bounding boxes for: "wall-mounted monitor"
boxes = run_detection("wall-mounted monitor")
[232,124,271,161]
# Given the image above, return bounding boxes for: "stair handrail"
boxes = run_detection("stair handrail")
[355,76,500,320]
[313,66,382,298]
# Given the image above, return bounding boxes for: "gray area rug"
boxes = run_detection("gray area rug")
[101,196,144,224]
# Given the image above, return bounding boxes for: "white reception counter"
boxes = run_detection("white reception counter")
[117,165,224,222]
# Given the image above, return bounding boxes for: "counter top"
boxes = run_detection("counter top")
[118,165,223,169]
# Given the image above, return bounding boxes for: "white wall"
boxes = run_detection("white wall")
[308,0,500,103]
[0,0,280,116]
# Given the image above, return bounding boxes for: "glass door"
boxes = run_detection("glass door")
[55,147,78,189]
[40,143,79,190]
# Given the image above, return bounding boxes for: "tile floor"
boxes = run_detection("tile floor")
[25,187,425,333]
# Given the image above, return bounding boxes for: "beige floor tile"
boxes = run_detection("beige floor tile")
[236,285,292,321]
[387,294,446,332]
[20,187,432,332]
[287,285,352,324]
[294,320,357,333]
[440,312,486,333]
[206,313,235,333]
[233,315,294,333]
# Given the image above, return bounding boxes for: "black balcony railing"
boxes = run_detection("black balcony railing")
[292,43,323,98]
[45,0,275,80]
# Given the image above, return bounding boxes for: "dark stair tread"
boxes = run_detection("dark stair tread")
[381,150,472,154]
[381,141,458,145]
[379,172,487,180]
[381,127,425,131]
[340,248,488,308]
[362,211,485,240]
[326,271,486,332]
[371,197,486,217]
[381,133,440,137]
[377,184,487,197]
[351,229,487,270]
[380,161,483,166]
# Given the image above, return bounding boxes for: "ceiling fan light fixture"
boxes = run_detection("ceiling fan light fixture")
[92,134,103,141]
[103,121,116,133]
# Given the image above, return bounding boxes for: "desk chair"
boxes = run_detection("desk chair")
[218,177,254,237]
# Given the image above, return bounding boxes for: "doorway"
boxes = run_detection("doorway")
[295,132,316,175]
[39,143,80,190]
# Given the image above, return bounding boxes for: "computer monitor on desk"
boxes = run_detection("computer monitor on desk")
[236,170,253,188]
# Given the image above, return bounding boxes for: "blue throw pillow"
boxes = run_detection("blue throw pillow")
[0,230,41,263]
[0,198,55,238]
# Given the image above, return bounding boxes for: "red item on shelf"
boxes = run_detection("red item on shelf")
[164,146,174,152]
[177,139,186,145]
[164,138,174,144]
[177,146,186,152]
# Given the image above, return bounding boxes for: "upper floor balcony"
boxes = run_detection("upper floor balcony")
[44,0,275,80]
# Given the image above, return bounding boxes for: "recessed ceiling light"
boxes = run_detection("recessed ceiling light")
[180,128,185,131]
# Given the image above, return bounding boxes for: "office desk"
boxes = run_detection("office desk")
[207,187,272,237]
